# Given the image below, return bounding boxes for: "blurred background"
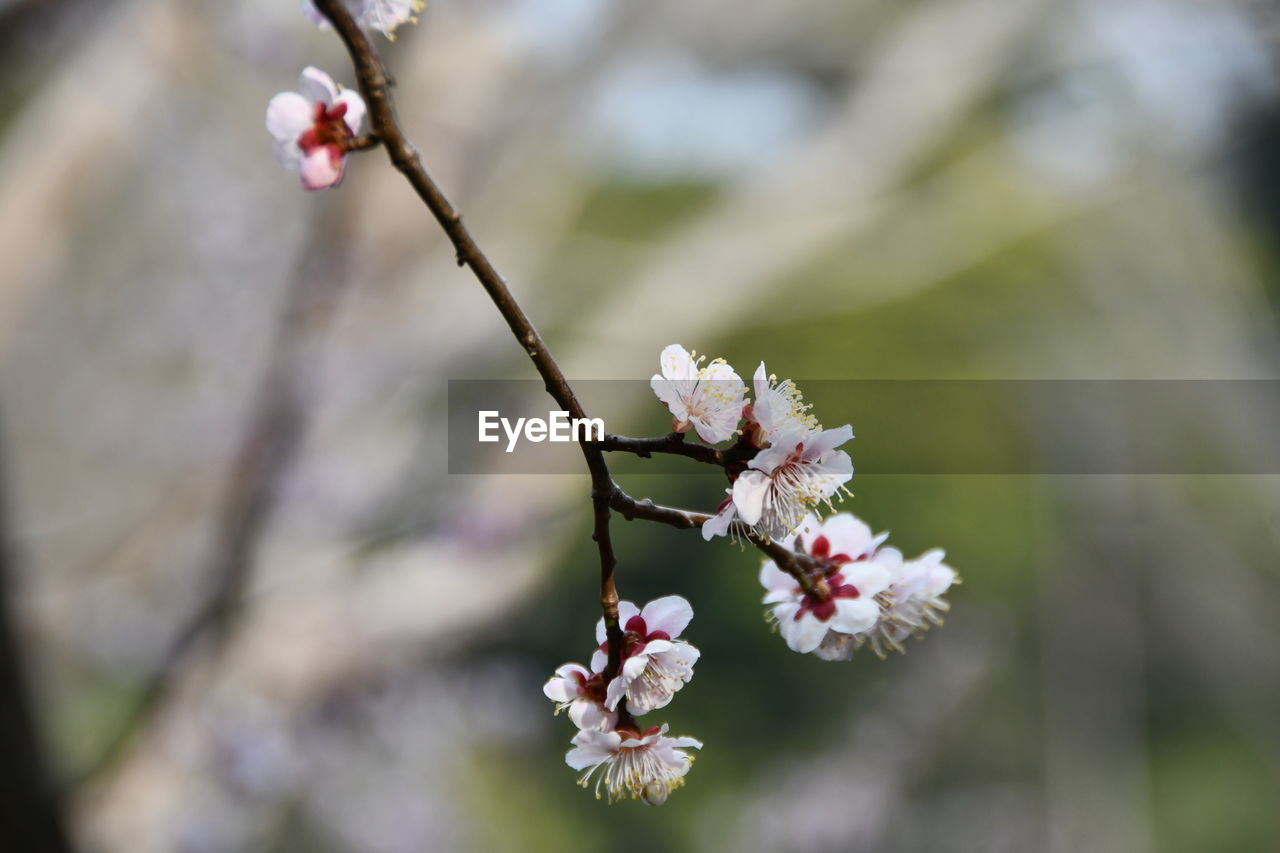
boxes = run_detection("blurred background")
[1,0,1279,850]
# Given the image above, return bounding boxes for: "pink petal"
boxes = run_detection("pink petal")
[299,146,345,190]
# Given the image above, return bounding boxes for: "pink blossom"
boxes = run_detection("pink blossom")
[266,67,366,190]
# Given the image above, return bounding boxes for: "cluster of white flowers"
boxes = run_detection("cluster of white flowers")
[760,512,958,660]
[650,344,854,543]
[543,596,703,805]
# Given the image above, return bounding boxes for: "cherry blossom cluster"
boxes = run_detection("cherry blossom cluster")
[650,344,854,542]
[543,597,702,805]
[264,0,961,807]
[760,512,958,660]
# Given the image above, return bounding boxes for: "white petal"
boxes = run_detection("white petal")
[842,562,893,599]
[640,595,693,638]
[299,66,338,105]
[731,471,771,525]
[759,560,796,595]
[701,504,734,541]
[752,362,769,401]
[829,598,880,635]
[747,440,793,475]
[590,648,607,674]
[816,513,874,557]
[333,88,366,135]
[804,424,854,458]
[650,375,691,423]
[266,92,314,143]
[569,700,616,732]
[779,611,828,654]
[659,344,697,380]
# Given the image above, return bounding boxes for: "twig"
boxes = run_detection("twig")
[597,432,725,466]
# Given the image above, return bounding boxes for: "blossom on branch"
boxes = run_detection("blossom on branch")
[542,663,615,732]
[303,0,424,39]
[650,344,748,445]
[592,596,699,715]
[703,425,854,542]
[760,513,893,654]
[265,67,366,190]
[743,362,817,448]
[759,513,958,659]
[566,723,702,805]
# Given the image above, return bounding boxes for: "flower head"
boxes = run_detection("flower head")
[704,425,853,541]
[566,723,702,805]
[543,663,615,732]
[592,595,699,715]
[303,0,424,39]
[650,345,748,445]
[266,67,366,190]
[760,513,894,654]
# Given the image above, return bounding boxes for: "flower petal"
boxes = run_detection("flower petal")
[639,596,693,638]
[701,503,734,541]
[731,470,771,525]
[299,65,338,104]
[266,91,314,143]
[299,146,345,189]
[829,598,880,635]
[779,611,827,654]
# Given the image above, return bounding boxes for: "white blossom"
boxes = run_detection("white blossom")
[650,344,748,445]
[760,512,894,655]
[591,596,699,715]
[542,663,615,732]
[704,425,853,541]
[566,723,702,805]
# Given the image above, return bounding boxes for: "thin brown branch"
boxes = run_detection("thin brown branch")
[608,486,820,594]
[312,0,630,665]
[597,432,725,466]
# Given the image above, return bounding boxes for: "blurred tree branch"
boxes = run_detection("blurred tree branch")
[0,408,74,852]
[73,202,357,790]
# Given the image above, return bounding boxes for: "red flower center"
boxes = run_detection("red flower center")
[297,101,354,153]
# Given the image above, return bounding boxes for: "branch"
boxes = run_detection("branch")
[608,486,821,594]
[597,432,725,466]
[312,0,630,667]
